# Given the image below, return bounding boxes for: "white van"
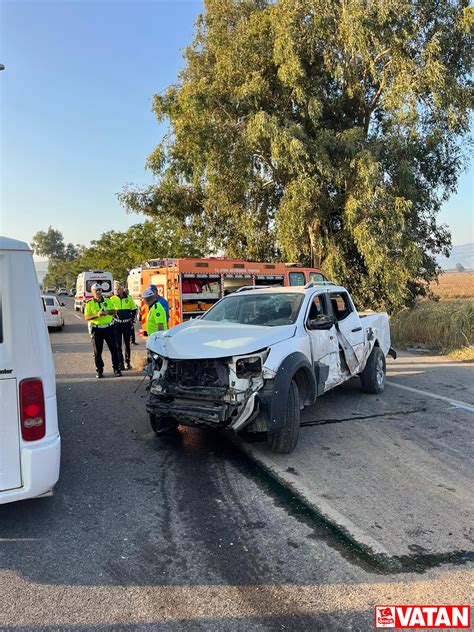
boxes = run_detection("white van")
[0,237,61,504]
[74,270,113,312]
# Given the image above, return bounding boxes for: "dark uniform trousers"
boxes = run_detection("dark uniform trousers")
[115,321,132,366]
[91,324,121,372]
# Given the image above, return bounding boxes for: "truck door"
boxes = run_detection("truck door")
[329,291,365,366]
[305,294,341,390]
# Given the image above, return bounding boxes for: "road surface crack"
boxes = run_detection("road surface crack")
[300,408,426,428]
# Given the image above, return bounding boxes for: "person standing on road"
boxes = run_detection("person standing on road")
[110,282,136,370]
[84,283,122,378]
[126,288,139,345]
[147,284,170,326]
[142,288,168,335]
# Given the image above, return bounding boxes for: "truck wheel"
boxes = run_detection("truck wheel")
[149,413,178,436]
[267,380,300,454]
[360,347,386,394]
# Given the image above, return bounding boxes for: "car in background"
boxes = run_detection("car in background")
[45,287,56,294]
[57,288,68,296]
[42,295,65,331]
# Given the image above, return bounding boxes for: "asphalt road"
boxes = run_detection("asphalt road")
[0,299,472,631]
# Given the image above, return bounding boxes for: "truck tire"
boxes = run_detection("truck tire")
[360,346,386,394]
[267,380,300,454]
[149,413,178,436]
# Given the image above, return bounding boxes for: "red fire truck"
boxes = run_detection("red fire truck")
[128,258,327,329]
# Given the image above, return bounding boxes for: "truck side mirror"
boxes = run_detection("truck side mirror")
[307,314,336,330]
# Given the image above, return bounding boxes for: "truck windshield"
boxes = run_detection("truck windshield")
[202,292,304,327]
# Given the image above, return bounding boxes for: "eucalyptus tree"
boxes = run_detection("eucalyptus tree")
[120,0,472,308]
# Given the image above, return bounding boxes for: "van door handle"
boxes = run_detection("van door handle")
[351,327,362,332]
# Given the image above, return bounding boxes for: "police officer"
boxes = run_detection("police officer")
[127,288,139,345]
[147,284,170,325]
[84,283,121,378]
[142,288,168,335]
[110,282,136,370]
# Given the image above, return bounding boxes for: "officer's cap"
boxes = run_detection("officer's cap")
[142,288,155,299]
[91,283,103,291]
[147,284,158,293]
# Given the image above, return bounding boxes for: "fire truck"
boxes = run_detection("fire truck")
[127,258,327,329]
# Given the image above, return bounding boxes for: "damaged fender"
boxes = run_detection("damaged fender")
[262,352,316,434]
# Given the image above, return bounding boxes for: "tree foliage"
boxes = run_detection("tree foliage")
[120,0,472,309]
[31,227,78,262]
[41,219,202,287]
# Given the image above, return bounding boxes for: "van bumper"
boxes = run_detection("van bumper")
[0,434,61,505]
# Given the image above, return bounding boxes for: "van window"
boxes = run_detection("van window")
[44,297,55,306]
[86,279,111,292]
[289,272,305,286]
[309,272,325,284]
[329,292,353,321]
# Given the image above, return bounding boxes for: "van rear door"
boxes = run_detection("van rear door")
[0,255,22,491]
[0,378,22,490]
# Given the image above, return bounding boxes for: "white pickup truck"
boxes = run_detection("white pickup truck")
[145,283,396,453]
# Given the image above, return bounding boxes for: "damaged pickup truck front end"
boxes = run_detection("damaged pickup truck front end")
[146,348,270,432]
[144,285,394,454]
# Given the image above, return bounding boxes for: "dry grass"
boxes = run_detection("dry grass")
[449,346,474,362]
[391,273,474,354]
[429,272,474,300]
[391,298,474,352]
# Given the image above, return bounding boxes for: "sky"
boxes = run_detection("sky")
[0,0,472,255]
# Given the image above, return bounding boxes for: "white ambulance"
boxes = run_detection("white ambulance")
[0,236,61,504]
[74,270,113,312]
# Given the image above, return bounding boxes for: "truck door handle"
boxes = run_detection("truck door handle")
[351,327,362,332]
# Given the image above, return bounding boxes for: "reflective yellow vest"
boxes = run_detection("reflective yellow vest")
[109,294,136,322]
[84,297,115,326]
[145,301,168,335]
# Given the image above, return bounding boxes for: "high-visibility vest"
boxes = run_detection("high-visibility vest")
[145,301,168,335]
[84,297,115,326]
[110,294,136,322]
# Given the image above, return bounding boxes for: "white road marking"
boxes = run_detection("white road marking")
[74,314,82,320]
[386,381,474,413]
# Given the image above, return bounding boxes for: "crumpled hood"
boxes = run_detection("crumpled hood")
[146,321,296,359]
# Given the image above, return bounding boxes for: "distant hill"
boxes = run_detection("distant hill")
[436,243,474,271]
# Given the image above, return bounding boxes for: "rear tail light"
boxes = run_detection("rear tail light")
[19,378,46,441]
[51,309,59,315]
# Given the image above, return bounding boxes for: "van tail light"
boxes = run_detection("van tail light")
[19,378,46,441]
[51,309,59,315]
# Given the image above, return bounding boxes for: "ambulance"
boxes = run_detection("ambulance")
[0,236,61,504]
[74,270,113,312]
[128,257,327,329]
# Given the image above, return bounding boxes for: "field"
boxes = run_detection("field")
[429,271,474,299]
[391,272,473,356]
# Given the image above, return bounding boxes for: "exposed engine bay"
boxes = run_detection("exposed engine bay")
[145,350,269,431]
